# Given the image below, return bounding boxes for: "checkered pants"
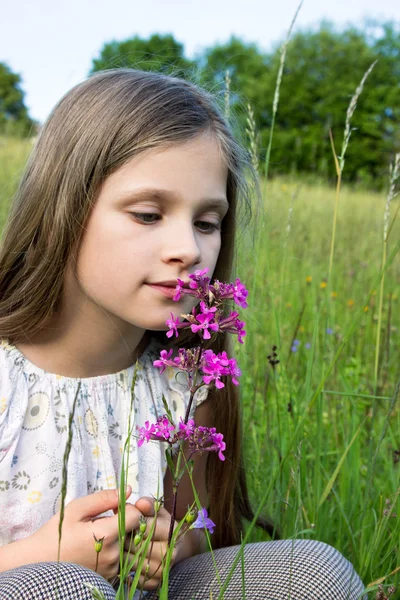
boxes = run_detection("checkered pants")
[0,540,367,599]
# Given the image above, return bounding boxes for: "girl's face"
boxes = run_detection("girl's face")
[68,134,229,336]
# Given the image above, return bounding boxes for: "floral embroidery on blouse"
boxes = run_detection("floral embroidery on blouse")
[0,338,208,546]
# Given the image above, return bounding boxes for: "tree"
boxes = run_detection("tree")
[263,21,400,185]
[90,34,196,79]
[0,63,34,136]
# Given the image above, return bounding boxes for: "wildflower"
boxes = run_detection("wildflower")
[172,279,184,301]
[331,291,337,299]
[190,310,219,340]
[191,508,216,534]
[326,328,333,335]
[305,343,311,349]
[347,299,354,308]
[177,418,196,440]
[137,416,226,461]
[166,314,180,338]
[363,306,369,312]
[320,281,327,290]
[291,339,300,353]
[153,349,174,374]
[202,350,241,388]
[267,346,279,368]
[306,275,312,284]
[137,421,157,447]
[154,415,175,440]
[232,278,249,308]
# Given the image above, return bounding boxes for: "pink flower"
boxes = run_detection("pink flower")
[166,313,180,338]
[178,418,196,439]
[190,312,219,340]
[232,278,248,308]
[153,349,174,374]
[209,432,226,461]
[173,279,186,301]
[155,415,175,440]
[137,421,157,447]
[201,349,241,389]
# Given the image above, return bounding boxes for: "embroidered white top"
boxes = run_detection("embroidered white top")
[0,338,208,546]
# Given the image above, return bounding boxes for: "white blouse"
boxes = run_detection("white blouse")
[0,338,208,546]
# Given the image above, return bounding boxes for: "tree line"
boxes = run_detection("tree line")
[2,21,399,187]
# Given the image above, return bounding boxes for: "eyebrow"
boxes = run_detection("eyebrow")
[119,188,229,211]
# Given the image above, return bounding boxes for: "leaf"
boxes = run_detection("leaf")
[318,418,365,508]
[367,564,400,587]
[161,393,174,423]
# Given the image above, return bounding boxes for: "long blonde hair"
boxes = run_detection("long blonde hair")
[0,69,272,546]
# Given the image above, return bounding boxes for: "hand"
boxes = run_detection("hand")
[18,487,143,579]
[124,497,177,591]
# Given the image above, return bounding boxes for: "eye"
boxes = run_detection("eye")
[130,212,161,224]
[195,221,221,234]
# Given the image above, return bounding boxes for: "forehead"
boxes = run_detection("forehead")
[100,134,229,200]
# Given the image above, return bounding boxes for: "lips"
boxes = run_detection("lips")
[149,280,190,288]
[146,283,179,299]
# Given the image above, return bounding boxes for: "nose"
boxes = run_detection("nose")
[161,220,202,268]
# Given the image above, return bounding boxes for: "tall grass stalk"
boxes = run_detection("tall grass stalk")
[263,0,303,181]
[328,61,377,284]
[374,153,400,391]
[57,383,81,560]
[224,69,231,119]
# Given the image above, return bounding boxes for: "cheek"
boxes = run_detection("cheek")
[205,236,222,273]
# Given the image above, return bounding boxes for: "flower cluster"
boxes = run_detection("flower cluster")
[167,269,247,344]
[173,269,248,308]
[154,347,241,390]
[137,416,226,461]
[138,269,249,544]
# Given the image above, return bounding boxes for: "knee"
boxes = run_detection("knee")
[259,539,367,599]
[0,562,116,600]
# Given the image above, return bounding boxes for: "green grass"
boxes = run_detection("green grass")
[1,137,399,597]
[236,177,400,594]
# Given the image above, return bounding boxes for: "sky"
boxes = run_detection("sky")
[1,0,398,124]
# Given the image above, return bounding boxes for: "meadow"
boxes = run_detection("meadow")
[1,136,399,598]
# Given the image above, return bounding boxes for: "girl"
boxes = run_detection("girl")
[0,69,365,599]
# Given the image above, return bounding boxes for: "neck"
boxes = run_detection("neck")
[15,310,150,379]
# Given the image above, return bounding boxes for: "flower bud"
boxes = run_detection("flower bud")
[93,534,105,554]
[134,533,142,546]
[185,509,196,525]
[139,515,147,534]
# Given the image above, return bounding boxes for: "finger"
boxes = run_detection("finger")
[142,512,173,541]
[138,574,161,591]
[69,486,132,521]
[123,502,143,533]
[135,496,155,517]
[89,497,142,542]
